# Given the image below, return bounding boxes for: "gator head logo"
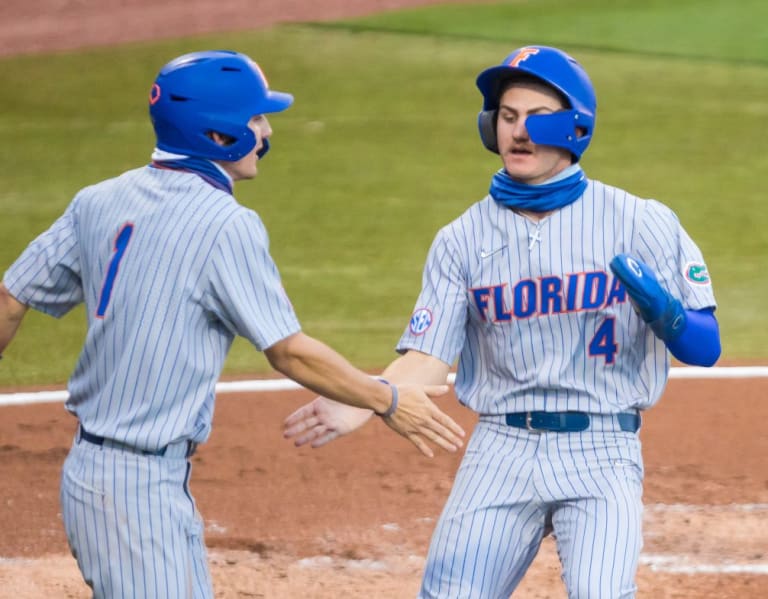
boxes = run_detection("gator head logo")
[685,262,711,285]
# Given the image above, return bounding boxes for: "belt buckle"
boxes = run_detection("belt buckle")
[525,412,544,433]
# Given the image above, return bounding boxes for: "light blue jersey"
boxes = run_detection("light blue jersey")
[398,179,716,414]
[399,178,716,599]
[5,165,299,450]
[4,164,300,598]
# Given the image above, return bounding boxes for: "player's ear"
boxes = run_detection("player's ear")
[207,131,237,147]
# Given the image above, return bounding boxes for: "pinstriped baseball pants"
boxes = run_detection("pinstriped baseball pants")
[60,437,213,598]
[419,416,643,599]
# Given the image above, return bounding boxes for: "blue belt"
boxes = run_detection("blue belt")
[504,411,640,433]
[79,426,197,458]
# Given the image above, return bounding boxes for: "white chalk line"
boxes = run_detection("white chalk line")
[209,503,768,576]
[641,502,768,575]
[292,555,768,575]
[1,504,766,575]
[639,555,768,575]
[646,502,768,512]
[1,366,767,408]
[641,502,768,574]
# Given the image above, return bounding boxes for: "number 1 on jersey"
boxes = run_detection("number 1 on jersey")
[96,223,134,318]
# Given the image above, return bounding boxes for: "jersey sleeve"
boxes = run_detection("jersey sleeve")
[203,209,300,350]
[396,226,468,365]
[2,199,83,317]
[635,199,717,311]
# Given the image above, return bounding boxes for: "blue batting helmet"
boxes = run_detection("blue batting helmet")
[149,50,293,161]
[475,46,596,160]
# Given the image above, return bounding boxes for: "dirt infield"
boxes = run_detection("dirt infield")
[2,0,768,597]
[0,0,466,57]
[1,377,767,597]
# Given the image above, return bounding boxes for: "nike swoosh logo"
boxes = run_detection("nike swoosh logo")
[480,246,507,259]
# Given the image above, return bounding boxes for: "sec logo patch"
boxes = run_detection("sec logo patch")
[409,308,433,335]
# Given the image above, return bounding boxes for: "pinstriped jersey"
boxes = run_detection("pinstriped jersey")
[4,166,300,449]
[397,178,716,415]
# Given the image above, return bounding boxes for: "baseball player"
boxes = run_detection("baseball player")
[283,45,721,597]
[0,50,464,598]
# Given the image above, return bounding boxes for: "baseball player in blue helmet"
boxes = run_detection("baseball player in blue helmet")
[0,50,464,598]
[284,45,721,597]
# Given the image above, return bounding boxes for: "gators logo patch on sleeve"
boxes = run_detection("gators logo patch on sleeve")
[684,262,711,285]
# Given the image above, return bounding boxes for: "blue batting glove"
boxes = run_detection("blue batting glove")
[609,253,686,341]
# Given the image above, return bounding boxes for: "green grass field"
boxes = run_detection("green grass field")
[1,0,766,386]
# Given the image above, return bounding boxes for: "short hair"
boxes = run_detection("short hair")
[497,73,569,109]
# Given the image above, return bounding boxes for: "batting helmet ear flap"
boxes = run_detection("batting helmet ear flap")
[478,110,499,154]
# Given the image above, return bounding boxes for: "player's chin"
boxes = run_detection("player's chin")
[231,167,258,182]
[502,156,536,180]
[243,161,259,179]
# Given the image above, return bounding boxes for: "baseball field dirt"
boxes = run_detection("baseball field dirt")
[1,377,766,597]
[1,1,767,597]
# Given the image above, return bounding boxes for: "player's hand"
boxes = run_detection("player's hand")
[609,253,686,341]
[283,397,374,448]
[381,384,465,458]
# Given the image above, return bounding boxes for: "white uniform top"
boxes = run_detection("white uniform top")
[397,178,716,415]
[4,166,300,450]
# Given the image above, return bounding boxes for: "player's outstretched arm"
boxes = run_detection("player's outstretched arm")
[283,349,454,451]
[375,350,457,456]
[283,351,456,447]
[0,283,29,358]
[266,333,464,457]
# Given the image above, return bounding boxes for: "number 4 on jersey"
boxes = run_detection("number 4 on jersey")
[96,223,134,318]
[589,317,618,364]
